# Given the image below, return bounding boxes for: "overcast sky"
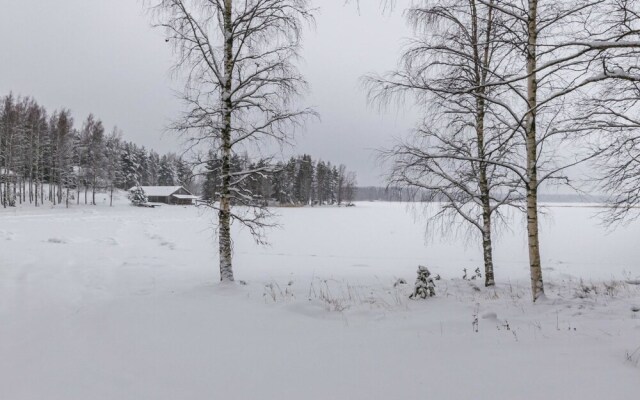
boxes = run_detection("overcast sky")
[0,0,418,186]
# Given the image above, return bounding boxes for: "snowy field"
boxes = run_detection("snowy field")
[2,197,640,399]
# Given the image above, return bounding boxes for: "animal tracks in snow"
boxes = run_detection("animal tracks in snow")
[144,228,177,250]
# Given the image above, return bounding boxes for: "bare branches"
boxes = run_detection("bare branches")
[368,0,524,287]
[153,0,315,280]
[368,0,640,297]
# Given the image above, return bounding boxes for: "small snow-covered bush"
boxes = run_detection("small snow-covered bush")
[409,266,437,300]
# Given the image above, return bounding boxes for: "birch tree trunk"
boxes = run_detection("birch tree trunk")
[472,0,495,287]
[525,0,544,301]
[477,100,495,287]
[218,0,234,282]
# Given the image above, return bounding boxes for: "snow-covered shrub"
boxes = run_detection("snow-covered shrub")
[409,266,437,299]
[574,279,598,299]
[128,185,148,206]
[603,280,619,297]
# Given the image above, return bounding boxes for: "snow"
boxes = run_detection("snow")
[1,199,640,399]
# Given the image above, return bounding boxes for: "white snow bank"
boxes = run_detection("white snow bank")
[1,202,639,399]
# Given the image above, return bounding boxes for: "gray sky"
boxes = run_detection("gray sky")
[0,0,417,186]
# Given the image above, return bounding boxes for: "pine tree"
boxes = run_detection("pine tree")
[158,154,176,185]
[105,128,123,206]
[120,142,140,189]
[86,115,106,205]
[147,151,160,186]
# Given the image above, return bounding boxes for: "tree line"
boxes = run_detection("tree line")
[0,93,194,208]
[202,153,357,206]
[0,93,356,210]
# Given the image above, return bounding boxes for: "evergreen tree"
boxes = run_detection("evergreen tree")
[158,154,176,185]
[120,142,139,190]
[409,266,437,300]
[128,184,147,206]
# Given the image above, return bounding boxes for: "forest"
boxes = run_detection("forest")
[201,154,356,206]
[0,94,357,208]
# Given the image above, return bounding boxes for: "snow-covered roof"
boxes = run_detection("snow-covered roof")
[172,194,199,200]
[129,186,183,197]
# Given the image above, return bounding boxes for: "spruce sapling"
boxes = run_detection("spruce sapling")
[409,266,437,299]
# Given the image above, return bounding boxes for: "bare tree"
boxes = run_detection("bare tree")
[366,0,522,287]
[587,57,640,225]
[367,0,640,300]
[596,132,640,225]
[343,171,357,205]
[471,0,640,301]
[153,0,316,282]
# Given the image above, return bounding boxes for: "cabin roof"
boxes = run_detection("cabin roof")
[128,186,191,197]
[172,194,199,200]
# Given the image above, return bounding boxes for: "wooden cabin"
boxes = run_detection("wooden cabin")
[129,186,198,205]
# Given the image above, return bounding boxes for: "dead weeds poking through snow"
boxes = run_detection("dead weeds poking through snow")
[263,281,295,303]
[307,278,408,312]
[626,345,640,367]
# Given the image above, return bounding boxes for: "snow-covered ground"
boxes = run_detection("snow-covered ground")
[2,197,639,399]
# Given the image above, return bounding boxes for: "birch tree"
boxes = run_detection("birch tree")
[477,0,640,301]
[366,0,521,287]
[154,0,316,282]
[368,0,640,300]
[587,48,640,225]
